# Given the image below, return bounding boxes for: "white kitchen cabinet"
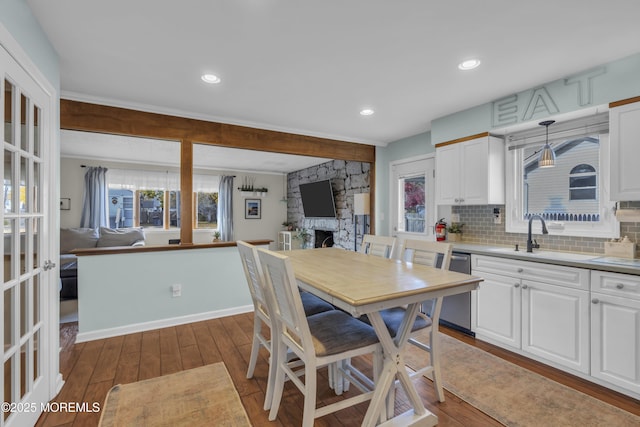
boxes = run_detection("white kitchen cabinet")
[591,270,640,396]
[472,270,521,348]
[521,279,590,373]
[435,134,505,205]
[472,255,590,373]
[610,97,640,201]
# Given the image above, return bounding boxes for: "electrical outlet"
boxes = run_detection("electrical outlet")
[171,284,182,297]
[493,207,502,224]
[451,213,460,223]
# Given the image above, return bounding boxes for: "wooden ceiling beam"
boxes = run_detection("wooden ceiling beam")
[60,99,375,163]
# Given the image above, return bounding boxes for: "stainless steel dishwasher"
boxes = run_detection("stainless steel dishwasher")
[429,251,474,335]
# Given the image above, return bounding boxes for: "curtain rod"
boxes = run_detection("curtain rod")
[80,164,236,178]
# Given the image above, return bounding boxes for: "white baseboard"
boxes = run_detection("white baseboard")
[75,305,254,343]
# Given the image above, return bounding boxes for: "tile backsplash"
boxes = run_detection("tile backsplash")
[452,202,640,256]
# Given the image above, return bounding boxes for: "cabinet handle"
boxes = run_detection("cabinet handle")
[514,283,520,288]
[522,284,529,289]
[517,268,524,273]
[616,283,624,290]
[592,298,600,304]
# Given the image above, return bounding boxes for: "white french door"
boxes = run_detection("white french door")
[391,156,436,255]
[1,44,55,427]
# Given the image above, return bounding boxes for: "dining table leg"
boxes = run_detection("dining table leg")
[361,303,438,427]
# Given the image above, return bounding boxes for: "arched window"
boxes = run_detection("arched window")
[569,164,596,200]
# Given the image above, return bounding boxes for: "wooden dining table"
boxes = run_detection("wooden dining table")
[285,247,483,427]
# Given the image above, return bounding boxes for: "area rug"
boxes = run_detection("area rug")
[99,362,250,427]
[404,332,640,427]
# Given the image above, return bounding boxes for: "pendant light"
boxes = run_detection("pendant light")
[538,120,556,168]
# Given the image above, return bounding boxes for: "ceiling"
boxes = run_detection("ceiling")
[28,1,640,170]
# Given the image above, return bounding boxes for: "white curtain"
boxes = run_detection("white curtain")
[80,166,109,228]
[218,176,234,241]
[107,169,180,190]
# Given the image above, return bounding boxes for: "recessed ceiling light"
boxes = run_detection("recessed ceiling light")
[201,74,221,84]
[458,59,481,70]
[360,109,375,116]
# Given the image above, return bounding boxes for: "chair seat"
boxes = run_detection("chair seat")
[360,307,431,337]
[307,310,379,357]
[300,291,334,316]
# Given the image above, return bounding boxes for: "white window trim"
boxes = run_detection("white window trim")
[505,125,619,239]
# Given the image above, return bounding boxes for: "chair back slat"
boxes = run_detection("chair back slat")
[401,239,453,270]
[359,234,396,259]
[258,248,311,352]
[237,241,270,317]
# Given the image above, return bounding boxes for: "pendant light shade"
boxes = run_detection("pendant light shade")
[538,120,556,168]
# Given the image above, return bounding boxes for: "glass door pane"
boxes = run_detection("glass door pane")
[2,45,52,426]
[392,158,435,239]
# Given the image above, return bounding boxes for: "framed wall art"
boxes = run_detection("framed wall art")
[245,199,261,219]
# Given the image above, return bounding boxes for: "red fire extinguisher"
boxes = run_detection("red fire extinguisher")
[435,218,447,241]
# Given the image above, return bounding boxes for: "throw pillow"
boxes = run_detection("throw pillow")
[97,227,146,247]
[60,228,99,253]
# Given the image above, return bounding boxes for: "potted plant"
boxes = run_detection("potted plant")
[282,221,294,231]
[213,231,221,242]
[294,228,312,249]
[447,223,464,242]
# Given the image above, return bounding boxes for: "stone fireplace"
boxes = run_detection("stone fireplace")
[287,159,370,250]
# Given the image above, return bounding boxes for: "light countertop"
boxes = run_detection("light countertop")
[451,243,640,276]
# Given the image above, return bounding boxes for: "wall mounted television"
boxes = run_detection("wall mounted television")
[299,179,337,218]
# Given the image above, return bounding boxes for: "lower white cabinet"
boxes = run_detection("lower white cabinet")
[590,271,640,396]
[521,280,590,373]
[472,255,590,374]
[472,270,521,348]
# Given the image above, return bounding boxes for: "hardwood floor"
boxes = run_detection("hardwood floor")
[37,314,640,427]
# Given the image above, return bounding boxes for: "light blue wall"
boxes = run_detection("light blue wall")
[375,132,434,235]
[0,0,60,90]
[431,53,640,144]
[77,246,255,340]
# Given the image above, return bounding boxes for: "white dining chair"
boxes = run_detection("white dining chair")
[257,248,382,427]
[359,234,396,259]
[237,241,335,410]
[359,238,452,405]
[392,239,453,402]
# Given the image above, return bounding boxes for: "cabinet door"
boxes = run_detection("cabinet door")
[591,292,640,395]
[435,143,461,204]
[472,271,521,348]
[460,137,489,204]
[610,100,640,200]
[522,280,590,373]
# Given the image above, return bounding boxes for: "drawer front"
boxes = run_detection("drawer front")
[472,255,589,290]
[591,270,640,299]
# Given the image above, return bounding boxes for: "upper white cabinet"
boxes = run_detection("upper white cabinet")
[435,133,505,205]
[610,97,640,201]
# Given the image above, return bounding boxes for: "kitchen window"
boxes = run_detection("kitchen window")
[505,113,618,238]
